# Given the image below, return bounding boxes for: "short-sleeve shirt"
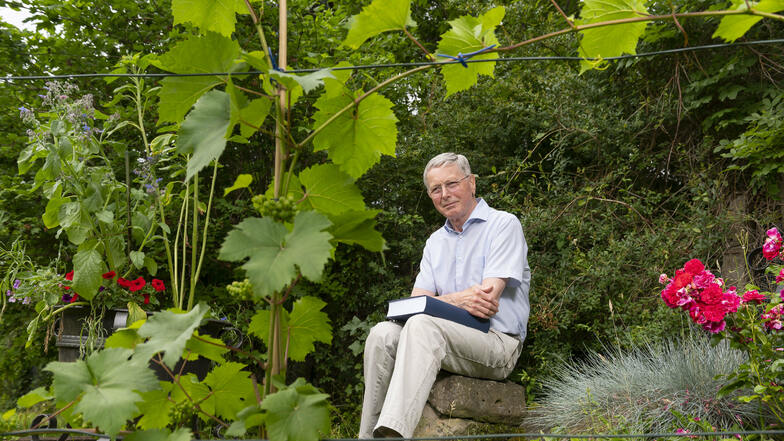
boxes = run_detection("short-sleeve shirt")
[413,198,531,339]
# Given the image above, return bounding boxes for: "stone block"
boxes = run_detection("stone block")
[427,374,527,425]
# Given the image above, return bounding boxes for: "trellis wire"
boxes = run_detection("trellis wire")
[1,38,783,82]
[2,428,784,440]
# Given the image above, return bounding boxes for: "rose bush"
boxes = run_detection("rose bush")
[660,227,784,425]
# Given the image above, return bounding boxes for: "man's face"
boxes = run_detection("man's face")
[425,163,476,226]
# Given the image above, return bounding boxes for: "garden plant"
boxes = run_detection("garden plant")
[0,0,783,440]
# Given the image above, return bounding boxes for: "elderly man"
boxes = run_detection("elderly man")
[359,152,531,438]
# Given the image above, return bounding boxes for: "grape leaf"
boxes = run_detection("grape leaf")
[298,164,367,214]
[176,90,231,181]
[343,0,415,49]
[311,91,398,179]
[436,7,504,96]
[327,209,386,252]
[248,297,331,361]
[219,211,333,296]
[270,69,334,92]
[185,331,228,363]
[261,378,330,441]
[172,0,247,37]
[286,297,332,361]
[577,0,649,73]
[124,428,193,441]
[713,0,784,42]
[71,247,103,300]
[16,387,52,408]
[44,348,159,438]
[134,304,210,370]
[224,174,253,196]
[155,33,240,123]
[202,362,255,419]
[136,384,175,430]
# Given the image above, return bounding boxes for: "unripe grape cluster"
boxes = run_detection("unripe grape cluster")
[226,278,253,300]
[252,193,298,223]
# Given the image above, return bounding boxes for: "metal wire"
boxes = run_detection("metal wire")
[2,428,784,440]
[1,39,782,82]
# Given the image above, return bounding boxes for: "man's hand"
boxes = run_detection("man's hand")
[414,278,506,319]
[457,283,499,319]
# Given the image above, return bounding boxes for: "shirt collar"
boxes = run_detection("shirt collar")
[443,198,489,233]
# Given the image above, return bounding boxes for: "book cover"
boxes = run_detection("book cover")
[386,295,491,333]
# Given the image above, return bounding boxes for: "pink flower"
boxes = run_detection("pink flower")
[742,289,766,304]
[703,319,726,333]
[776,267,784,283]
[693,271,715,289]
[762,227,783,260]
[659,273,669,285]
[761,304,784,330]
[722,291,741,314]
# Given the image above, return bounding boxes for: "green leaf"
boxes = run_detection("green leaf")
[713,0,784,42]
[298,164,367,215]
[95,210,114,225]
[72,248,104,300]
[136,384,175,430]
[577,0,649,73]
[17,387,52,408]
[311,93,398,179]
[124,428,192,441]
[436,7,504,96]
[130,251,145,269]
[286,297,332,361]
[134,304,210,369]
[247,297,331,361]
[270,69,335,94]
[343,0,415,49]
[239,98,272,138]
[327,209,386,252]
[261,378,330,441]
[44,348,159,438]
[224,174,253,196]
[219,211,333,296]
[172,0,247,37]
[105,328,143,349]
[42,186,66,229]
[202,362,255,419]
[176,90,231,181]
[184,331,228,363]
[155,33,240,123]
[144,257,158,276]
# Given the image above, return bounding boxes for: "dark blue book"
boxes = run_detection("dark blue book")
[386,295,490,333]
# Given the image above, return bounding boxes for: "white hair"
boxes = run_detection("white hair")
[423,152,472,188]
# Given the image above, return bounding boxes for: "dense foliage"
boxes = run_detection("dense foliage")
[0,0,782,438]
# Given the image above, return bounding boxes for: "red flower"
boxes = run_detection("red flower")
[65,271,74,281]
[129,277,146,292]
[69,293,79,303]
[142,293,150,304]
[117,277,132,288]
[742,289,766,304]
[151,279,165,292]
[102,271,116,279]
[683,259,705,276]
[700,284,724,305]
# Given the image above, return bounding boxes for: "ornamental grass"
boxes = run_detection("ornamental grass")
[528,332,763,434]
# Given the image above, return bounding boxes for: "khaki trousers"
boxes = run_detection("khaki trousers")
[359,315,523,438]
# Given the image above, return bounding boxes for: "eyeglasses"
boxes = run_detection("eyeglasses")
[428,175,470,197]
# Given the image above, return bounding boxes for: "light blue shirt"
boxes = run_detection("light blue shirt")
[413,199,531,339]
